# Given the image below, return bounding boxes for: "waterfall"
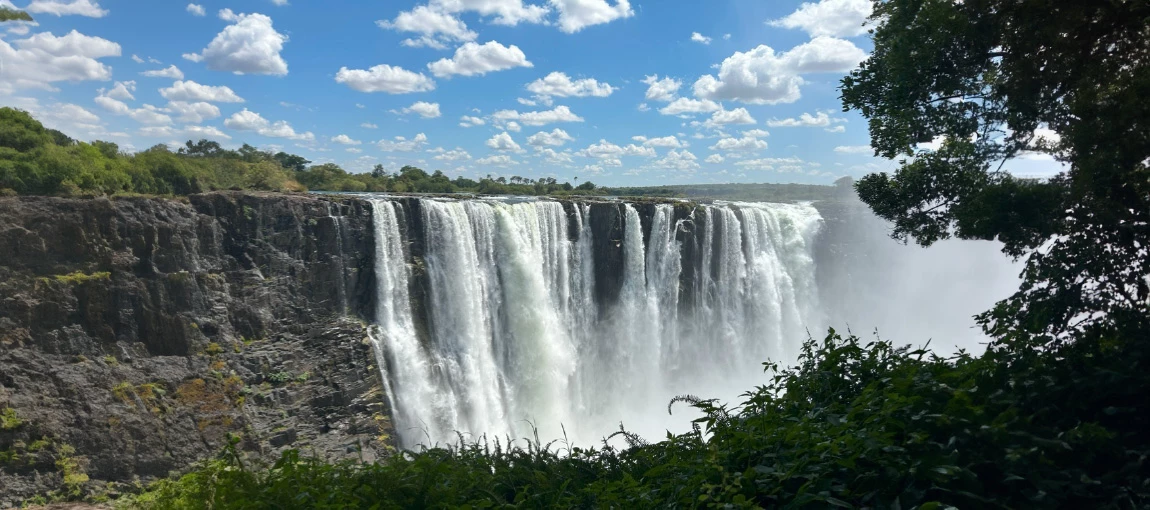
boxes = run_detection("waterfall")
[366,199,440,443]
[327,202,350,315]
[646,205,683,373]
[367,197,823,448]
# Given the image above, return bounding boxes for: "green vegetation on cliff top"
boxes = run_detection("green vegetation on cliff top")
[0,107,845,203]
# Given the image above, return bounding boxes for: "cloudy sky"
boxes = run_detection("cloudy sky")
[0,0,1059,185]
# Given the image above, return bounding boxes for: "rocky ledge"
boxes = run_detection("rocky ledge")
[0,192,391,506]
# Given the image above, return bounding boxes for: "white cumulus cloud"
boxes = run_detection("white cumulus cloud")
[707,108,756,126]
[734,157,805,171]
[485,132,523,152]
[187,3,205,16]
[460,115,486,127]
[633,135,682,148]
[658,97,720,116]
[103,80,135,100]
[160,80,244,103]
[711,136,767,152]
[705,154,724,164]
[25,0,107,17]
[224,109,314,140]
[527,128,574,147]
[477,154,518,166]
[428,41,532,78]
[332,134,362,145]
[526,71,614,100]
[0,30,119,91]
[690,32,711,45]
[549,0,633,33]
[377,133,429,152]
[834,145,871,154]
[654,149,699,172]
[184,10,289,75]
[167,101,221,123]
[335,65,436,94]
[434,147,472,161]
[492,105,583,126]
[376,5,477,50]
[766,111,845,127]
[397,101,442,118]
[580,139,655,159]
[693,37,867,105]
[183,125,231,140]
[642,74,681,102]
[536,147,574,164]
[433,0,549,26]
[141,65,184,80]
[94,93,172,126]
[769,0,872,38]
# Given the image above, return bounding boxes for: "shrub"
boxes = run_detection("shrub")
[0,407,22,430]
[120,329,1150,509]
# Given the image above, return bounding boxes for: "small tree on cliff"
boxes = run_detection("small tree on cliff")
[841,0,1150,344]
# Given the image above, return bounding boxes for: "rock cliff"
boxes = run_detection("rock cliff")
[0,192,390,505]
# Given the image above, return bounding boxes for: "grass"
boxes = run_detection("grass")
[1,407,22,430]
[38,271,112,286]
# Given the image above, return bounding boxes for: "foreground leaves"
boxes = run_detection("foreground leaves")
[121,328,1150,509]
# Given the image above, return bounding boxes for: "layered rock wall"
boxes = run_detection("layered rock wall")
[0,192,389,505]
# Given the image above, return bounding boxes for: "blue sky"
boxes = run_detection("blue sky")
[0,0,1059,185]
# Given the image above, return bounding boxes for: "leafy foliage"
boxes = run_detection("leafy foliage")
[0,108,612,199]
[0,6,32,22]
[118,329,1149,509]
[841,0,1150,344]
[0,108,305,196]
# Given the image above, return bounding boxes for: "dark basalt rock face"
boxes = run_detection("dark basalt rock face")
[587,203,626,315]
[0,192,392,506]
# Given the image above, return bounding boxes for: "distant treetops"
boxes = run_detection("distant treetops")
[0,107,601,198]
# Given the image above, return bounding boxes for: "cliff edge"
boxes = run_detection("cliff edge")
[0,192,391,505]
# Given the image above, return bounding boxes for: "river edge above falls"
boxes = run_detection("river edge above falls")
[0,191,870,505]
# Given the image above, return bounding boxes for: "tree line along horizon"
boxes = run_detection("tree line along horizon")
[0,107,854,202]
[0,107,618,198]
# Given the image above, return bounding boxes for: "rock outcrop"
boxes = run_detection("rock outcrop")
[0,192,390,506]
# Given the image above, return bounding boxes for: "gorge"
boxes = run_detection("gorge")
[0,192,1017,503]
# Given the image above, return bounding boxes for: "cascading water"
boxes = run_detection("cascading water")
[327,202,351,315]
[367,197,824,448]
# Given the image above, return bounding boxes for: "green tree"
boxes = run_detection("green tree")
[297,163,347,189]
[0,6,32,22]
[92,140,120,160]
[841,0,1149,344]
[179,139,225,158]
[398,165,429,181]
[237,143,269,163]
[0,108,54,152]
[274,152,311,173]
[371,164,387,179]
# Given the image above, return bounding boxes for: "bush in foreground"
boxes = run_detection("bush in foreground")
[121,328,1149,509]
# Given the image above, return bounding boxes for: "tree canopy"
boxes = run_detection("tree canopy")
[0,108,611,199]
[842,0,1150,345]
[0,6,32,22]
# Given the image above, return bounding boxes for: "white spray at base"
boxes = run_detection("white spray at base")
[369,198,824,448]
